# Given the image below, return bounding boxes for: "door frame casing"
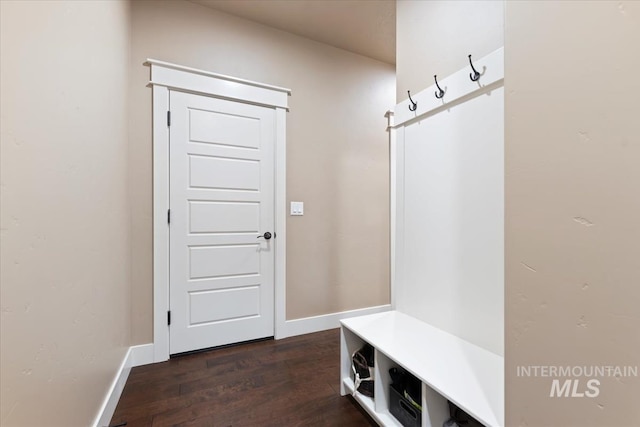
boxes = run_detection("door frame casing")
[146,59,290,362]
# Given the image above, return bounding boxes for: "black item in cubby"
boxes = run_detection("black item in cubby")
[389,383,422,427]
[389,367,422,427]
[389,367,421,407]
[445,400,484,427]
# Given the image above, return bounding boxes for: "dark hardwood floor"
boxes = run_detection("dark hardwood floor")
[110,329,376,427]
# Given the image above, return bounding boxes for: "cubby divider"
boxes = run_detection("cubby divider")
[373,350,394,414]
[421,382,449,427]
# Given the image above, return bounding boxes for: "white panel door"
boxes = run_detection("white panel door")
[169,91,275,354]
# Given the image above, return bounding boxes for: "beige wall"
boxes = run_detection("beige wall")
[505,1,640,425]
[0,1,132,426]
[130,0,395,342]
[397,0,640,424]
[396,0,504,103]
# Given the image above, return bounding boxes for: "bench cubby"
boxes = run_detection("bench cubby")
[340,311,503,427]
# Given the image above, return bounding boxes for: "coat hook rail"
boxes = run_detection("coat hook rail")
[468,54,481,82]
[434,75,445,99]
[408,90,417,111]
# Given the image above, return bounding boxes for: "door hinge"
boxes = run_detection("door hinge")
[167,310,171,326]
[167,110,171,127]
[167,209,171,224]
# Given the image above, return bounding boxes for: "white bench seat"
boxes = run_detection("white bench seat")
[340,310,504,427]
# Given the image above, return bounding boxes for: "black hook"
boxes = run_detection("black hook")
[407,90,417,111]
[468,54,480,82]
[434,75,445,99]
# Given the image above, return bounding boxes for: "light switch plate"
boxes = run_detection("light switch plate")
[290,201,304,216]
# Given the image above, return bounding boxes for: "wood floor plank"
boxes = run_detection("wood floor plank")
[111,329,375,427]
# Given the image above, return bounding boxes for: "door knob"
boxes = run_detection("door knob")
[257,232,272,240]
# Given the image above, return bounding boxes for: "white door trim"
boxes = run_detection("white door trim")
[147,59,290,362]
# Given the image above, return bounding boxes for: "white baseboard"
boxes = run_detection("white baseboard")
[92,347,132,427]
[278,304,392,339]
[130,343,155,367]
[92,343,155,427]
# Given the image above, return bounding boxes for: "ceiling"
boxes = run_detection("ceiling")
[189,0,396,65]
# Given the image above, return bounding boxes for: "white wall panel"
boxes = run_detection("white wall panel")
[394,70,504,356]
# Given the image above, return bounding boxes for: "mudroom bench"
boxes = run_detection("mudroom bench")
[340,311,504,427]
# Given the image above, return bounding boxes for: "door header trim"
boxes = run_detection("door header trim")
[145,59,291,110]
